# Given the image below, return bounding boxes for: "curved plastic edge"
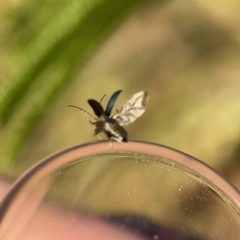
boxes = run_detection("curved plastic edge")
[1,140,240,221]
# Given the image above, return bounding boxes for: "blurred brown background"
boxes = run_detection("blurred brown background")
[0,0,240,192]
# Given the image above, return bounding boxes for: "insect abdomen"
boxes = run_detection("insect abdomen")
[104,119,128,142]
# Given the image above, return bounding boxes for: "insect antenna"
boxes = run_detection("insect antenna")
[68,105,97,120]
[99,94,106,103]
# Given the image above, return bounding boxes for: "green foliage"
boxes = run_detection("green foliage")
[0,0,147,173]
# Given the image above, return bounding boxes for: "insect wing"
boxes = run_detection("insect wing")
[88,99,104,117]
[114,91,148,126]
[105,90,122,117]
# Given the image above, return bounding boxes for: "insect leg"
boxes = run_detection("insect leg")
[112,108,119,118]
[88,118,97,125]
[109,140,113,150]
[97,134,102,140]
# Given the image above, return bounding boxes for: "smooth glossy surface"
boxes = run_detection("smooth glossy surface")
[1,141,240,240]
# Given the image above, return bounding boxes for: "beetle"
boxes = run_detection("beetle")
[68,90,149,142]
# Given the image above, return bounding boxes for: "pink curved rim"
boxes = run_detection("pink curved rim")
[1,140,240,220]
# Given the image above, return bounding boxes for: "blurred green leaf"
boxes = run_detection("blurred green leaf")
[0,0,148,173]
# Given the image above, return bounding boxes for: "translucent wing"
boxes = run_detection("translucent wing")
[114,91,149,126]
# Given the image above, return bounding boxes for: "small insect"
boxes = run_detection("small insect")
[68,90,149,142]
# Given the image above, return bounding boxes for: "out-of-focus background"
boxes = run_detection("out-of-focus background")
[0,0,240,191]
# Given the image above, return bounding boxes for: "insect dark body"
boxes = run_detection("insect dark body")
[88,90,128,142]
[68,90,149,142]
